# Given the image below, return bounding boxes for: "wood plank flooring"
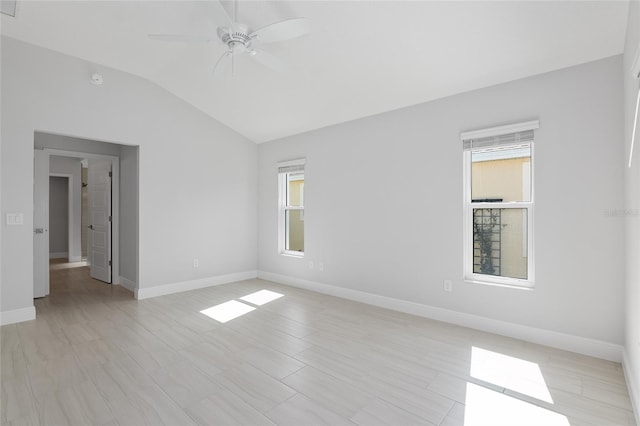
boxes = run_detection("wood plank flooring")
[1,262,636,425]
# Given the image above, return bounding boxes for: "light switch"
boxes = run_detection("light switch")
[6,213,24,225]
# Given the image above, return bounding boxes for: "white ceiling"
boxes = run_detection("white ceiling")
[1,1,629,143]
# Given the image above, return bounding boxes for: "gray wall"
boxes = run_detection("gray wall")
[48,176,68,256]
[49,155,82,261]
[119,145,139,285]
[623,1,640,418]
[1,36,257,314]
[36,133,122,156]
[258,55,625,345]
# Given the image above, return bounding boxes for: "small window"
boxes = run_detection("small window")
[462,121,537,288]
[278,159,305,256]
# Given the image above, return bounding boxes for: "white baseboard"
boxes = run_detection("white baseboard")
[68,255,82,263]
[623,350,640,425]
[118,276,137,293]
[49,252,68,259]
[258,271,624,362]
[136,270,258,300]
[0,306,36,325]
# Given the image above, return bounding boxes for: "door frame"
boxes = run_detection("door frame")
[49,173,75,262]
[40,149,120,284]
[34,149,50,298]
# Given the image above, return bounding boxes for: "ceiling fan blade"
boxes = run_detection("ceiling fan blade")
[199,0,233,29]
[250,18,311,44]
[213,51,233,77]
[148,34,214,43]
[251,49,287,73]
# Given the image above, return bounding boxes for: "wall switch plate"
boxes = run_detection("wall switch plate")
[319,262,324,272]
[193,258,199,268]
[308,261,314,269]
[443,280,453,292]
[6,213,23,225]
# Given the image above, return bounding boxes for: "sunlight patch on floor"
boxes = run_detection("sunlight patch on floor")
[464,383,569,426]
[50,261,88,270]
[240,289,284,306]
[200,300,255,323]
[471,347,553,403]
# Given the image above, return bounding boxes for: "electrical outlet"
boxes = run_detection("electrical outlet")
[319,262,324,272]
[193,258,199,268]
[443,280,453,292]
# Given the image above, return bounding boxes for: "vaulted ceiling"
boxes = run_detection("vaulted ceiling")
[1,1,629,143]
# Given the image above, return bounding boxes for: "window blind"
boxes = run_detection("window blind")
[461,120,538,151]
[278,159,305,174]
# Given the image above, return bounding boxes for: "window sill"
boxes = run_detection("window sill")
[280,251,304,259]
[464,278,534,291]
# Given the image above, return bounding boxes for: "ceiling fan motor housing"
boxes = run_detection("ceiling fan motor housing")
[219,24,253,53]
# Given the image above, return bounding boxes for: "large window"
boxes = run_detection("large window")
[462,121,537,288]
[278,159,305,256]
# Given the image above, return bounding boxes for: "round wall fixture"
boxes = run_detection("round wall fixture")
[90,73,103,85]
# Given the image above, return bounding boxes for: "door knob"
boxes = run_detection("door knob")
[34,228,45,234]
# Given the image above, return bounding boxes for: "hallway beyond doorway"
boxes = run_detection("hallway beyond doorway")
[43,259,131,304]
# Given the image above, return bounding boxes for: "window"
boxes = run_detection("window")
[278,159,305,256]
[462,121,538,288]
[629,86,639,168]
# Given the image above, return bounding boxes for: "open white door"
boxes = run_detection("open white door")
[33,150,50,298]
[88,159,112,283]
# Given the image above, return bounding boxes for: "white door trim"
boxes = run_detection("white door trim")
[43,149,120,284]
[34,149,50,298]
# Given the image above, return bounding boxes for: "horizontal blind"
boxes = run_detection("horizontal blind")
[461,120,538,151]
[278,159,305,174]
[463,129,534,151]
[278,164,304,174]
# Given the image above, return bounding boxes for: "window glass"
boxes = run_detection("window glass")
[285,209,304,252]
[471,146,531,202]
[287,173,304,207]
[473,208,527,280]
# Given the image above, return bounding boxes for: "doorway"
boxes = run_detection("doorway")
[48,158,111,276]
[49,175,70,260]
[33,131,139,301]
[34,149,119,298]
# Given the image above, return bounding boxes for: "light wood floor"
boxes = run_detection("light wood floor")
[1,262,636,425]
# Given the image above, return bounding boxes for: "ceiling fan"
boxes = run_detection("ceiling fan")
[148,0,311,75]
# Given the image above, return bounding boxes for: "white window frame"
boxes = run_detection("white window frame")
[462,121,537,289]
[278,159,305,257]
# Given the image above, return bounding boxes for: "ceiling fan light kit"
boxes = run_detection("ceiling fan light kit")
[148,1,310,76]
[218,25,253,54]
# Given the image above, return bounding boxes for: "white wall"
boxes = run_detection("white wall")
[623,1,640,420]
[49,155,82,261]
[0,37,257,316]
[258,56,625,348]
